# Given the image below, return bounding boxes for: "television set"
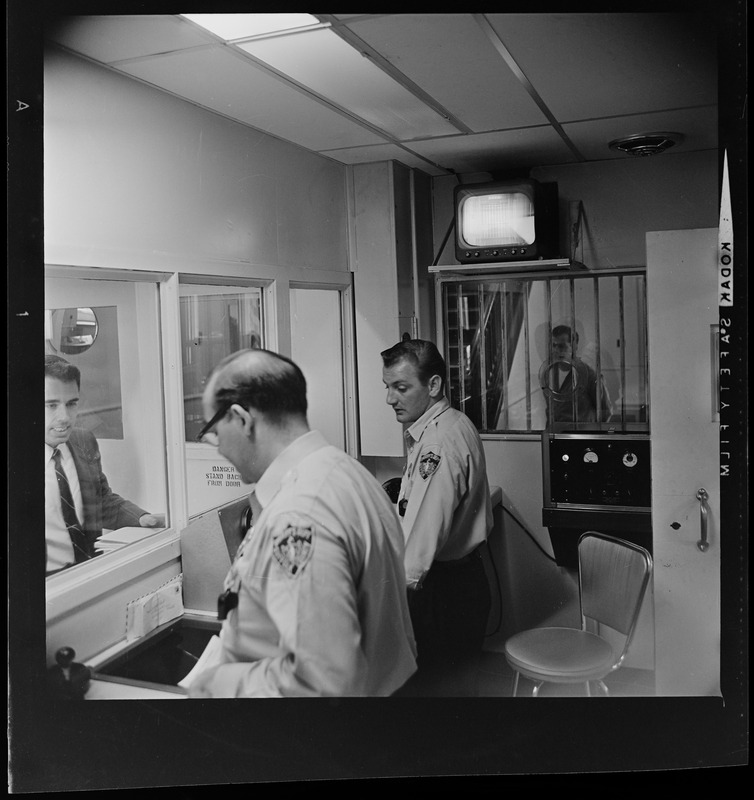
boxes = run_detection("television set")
[454,178,559,263]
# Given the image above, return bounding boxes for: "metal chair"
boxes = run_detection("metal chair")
[504,532,653,697]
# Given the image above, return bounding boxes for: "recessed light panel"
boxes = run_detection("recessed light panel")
[181,13,320,41]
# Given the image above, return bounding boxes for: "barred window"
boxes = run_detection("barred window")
[439,269,649,434]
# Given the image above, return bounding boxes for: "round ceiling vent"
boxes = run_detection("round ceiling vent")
[608,132,684,156]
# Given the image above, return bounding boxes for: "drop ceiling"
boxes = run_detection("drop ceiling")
[44,12,719,178]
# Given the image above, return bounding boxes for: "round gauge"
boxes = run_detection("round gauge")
[561,454,569,462]
[583,450,599,464]
[622,451,638,468]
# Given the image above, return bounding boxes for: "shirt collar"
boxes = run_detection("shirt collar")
[405,397,450,444]
[253,429,329,509]
[45,441,70,463]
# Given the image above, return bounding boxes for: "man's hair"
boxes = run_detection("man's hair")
[380,339,446,391]
[208,349,308,424]
[551,325,578,344]
[44,354,81,389]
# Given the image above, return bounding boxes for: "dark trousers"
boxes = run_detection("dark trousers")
[396,544,492,694]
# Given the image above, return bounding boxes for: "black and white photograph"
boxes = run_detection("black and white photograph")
[8,2,748,791]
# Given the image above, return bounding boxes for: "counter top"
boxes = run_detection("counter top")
[86,677,186,700]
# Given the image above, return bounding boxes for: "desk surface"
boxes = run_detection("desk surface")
[86,678,186,700]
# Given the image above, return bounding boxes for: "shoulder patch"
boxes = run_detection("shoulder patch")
[272,524,314,578]
[419,450,441,480]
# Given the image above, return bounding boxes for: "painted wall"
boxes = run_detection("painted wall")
[429,151,719,566]
[44,45,349,273]
[432,151,718,269]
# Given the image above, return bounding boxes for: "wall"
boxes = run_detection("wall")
[44,45,349,273]
[42,47,358,667]
[351,161,435,457]
[432,151,719,589]
[432,151,718,268]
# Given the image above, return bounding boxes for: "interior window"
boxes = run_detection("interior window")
[180,284,264,518]
[45,273,169,571]
[440,271,649,434]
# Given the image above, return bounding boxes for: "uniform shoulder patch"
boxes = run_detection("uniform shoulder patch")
[272,522,314,578]
[419,450,441,480]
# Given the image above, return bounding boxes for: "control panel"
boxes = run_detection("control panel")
[543,432,651,511]
[460,246,533,260]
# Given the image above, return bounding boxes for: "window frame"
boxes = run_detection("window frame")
[434,265,650,440]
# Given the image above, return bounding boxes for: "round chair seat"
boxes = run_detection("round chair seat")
[505,626,616,684]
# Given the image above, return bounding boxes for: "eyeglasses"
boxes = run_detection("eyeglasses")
[196,405,229,445]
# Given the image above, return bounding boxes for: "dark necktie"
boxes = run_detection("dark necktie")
[52,447,91,563]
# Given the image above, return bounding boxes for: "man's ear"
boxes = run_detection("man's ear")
[428,374,443,398]
[229,403,254,434]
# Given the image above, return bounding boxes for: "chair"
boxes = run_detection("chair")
[504,532,652,697]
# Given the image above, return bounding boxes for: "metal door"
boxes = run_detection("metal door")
[647,227,721,696]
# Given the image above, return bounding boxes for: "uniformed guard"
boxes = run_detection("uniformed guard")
[184,348,417,698]
[381,339,492,688]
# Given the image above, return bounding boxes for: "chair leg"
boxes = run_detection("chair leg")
[597,680,609,697]
[531,681,544,697]
[512,671,520,697]
[586,681,591,697]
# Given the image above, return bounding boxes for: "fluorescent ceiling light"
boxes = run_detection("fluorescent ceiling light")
[181,13,321,41]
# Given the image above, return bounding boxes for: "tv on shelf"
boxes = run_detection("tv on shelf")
[454,178,559,263]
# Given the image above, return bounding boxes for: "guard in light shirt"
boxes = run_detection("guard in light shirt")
[381,339,492,684]
[186,348,417,698]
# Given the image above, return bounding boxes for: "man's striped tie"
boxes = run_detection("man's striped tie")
[52,447,92,563]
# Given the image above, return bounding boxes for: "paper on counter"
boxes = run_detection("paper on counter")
[126,575,184,643]
[177,634,223,689]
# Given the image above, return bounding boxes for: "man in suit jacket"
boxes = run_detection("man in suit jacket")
[45,355,163,575]
[542,325,613,426]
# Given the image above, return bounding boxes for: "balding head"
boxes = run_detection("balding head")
[204,348,308,426]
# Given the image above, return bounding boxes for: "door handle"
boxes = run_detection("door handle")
[696,488,710,552]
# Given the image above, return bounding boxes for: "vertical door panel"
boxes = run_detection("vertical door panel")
[647,228,720,696]
[290,287,346,451]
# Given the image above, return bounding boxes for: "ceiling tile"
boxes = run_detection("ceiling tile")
[117,47,389,151]
[406,128,580,174]
[41,12,720,177]
[486,13,717,121]
[237,27,461,140]
[563,107,718,161]
[45,14,212,64]
[342,13,550,132]
[321,143,450,176]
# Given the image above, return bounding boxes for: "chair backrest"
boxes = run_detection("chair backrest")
[577,532,653,639]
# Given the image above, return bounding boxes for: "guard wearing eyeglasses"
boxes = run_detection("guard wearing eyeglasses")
[185,348,417,698]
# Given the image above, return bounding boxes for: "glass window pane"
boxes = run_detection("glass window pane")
[180,284,264,518]
[45,273,168,574]
[441,271,649,435]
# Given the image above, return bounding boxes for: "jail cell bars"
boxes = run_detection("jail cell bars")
[440,269,649,434]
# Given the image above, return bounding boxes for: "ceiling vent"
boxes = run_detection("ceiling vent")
[608,132,683,157]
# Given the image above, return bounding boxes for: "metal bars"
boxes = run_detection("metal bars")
[440,268,648,434]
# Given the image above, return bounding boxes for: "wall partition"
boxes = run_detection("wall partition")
[44,262,357,666]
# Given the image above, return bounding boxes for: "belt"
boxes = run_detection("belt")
[432,541,486,569]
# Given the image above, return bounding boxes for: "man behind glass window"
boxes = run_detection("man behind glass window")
[542,325,612,426]
[185,348,417,697]
[381,339,493,692]
[44,355,163,575]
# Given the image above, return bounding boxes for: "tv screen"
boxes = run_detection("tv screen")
[454,178,559,263]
